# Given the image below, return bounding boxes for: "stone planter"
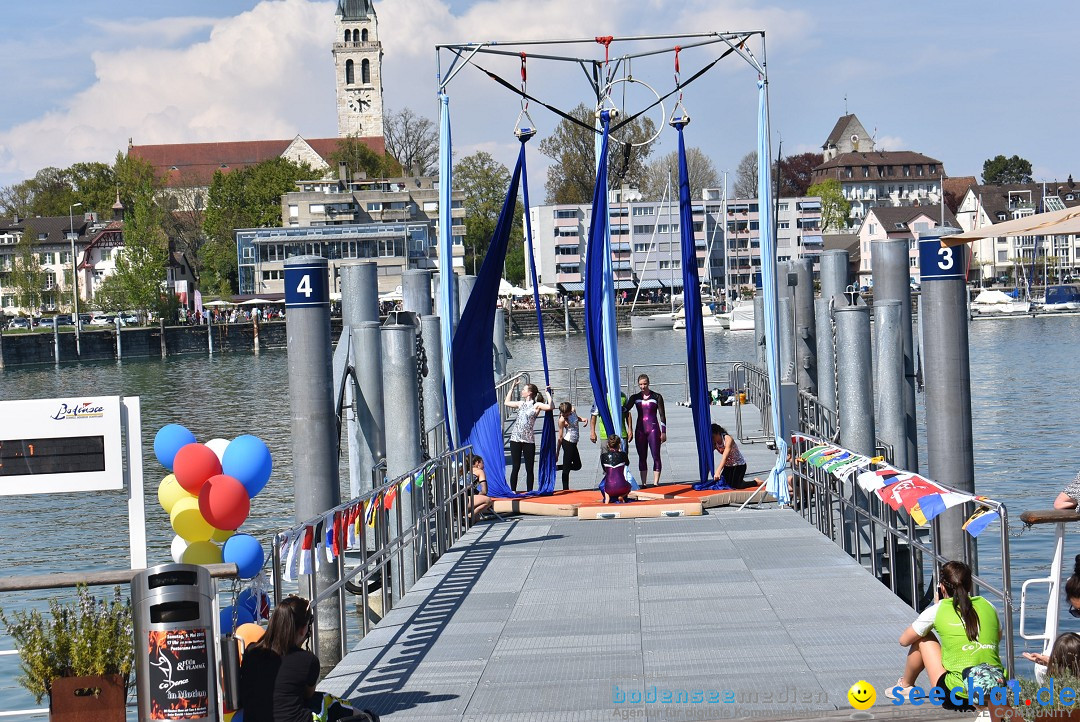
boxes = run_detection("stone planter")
[49,674,126,722]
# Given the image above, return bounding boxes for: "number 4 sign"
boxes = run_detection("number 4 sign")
[285,262,330,307]
[918,234,967,281]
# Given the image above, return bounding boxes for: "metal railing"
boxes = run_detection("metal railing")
[1016,509,1080,675]
[271,445,476,661]
[790,433,1014,676]
[730,362,773,444]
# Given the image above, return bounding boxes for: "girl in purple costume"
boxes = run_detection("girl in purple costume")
[600,437,631,503]
[623,374,667,486]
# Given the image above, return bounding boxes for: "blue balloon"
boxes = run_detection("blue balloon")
[222,435,273,497]
[223,534,265,580]
[237,588,270,619]
[232,710,244,722]
[220,604,255,633]
[154,424,197,471]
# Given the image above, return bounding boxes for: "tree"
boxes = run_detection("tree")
[504,230,526,285]
[640,148,721,201]
[9,220,46,313]
[733,151,758,199]
[774,152,823,197]
[383,107,438,176]
[981,155,1033,185]
[453,151,511,273]
[110,182,170,317]
[329,135,401,180]
[807,179,851,231]
[538,103,657,204]
[0,182,34,218]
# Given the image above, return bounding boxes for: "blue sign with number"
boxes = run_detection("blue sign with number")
[918,235,967,281]
[284,263,329,307]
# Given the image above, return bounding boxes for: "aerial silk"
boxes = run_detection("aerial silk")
[521,145,557,494]
[451,139,526,498]
[437,93,458,445]
[584,111,623,441]
[756,79,791,504]
[672,117,714,484]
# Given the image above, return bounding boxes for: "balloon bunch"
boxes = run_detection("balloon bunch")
[154,424,273,627]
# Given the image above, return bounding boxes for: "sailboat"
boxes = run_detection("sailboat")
[722,299,755,331]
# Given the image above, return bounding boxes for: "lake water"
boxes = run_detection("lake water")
[1,317,1078,711]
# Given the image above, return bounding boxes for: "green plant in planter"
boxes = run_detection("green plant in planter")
[1015,673,1080,720]
[0,585,133,704]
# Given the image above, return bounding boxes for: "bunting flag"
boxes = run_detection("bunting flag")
[281,532,298,583]
[366,495,379,527]
[856,469,902,493]
[910,491,974,526]
[346,505,358,550]
[299,525,315,576]
[879,476,947,513]
[798,445,831,462]
[424,463,437,487]
[963,507,999,537]
[384,484,398,511]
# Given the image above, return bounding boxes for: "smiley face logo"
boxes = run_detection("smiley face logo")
[848,680,876,710]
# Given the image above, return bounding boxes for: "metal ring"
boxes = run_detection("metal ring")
[598,76,665,148]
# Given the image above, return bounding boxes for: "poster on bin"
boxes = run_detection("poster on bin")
[147,628,210,720]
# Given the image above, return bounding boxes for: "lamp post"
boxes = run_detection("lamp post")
[69,202,82,356]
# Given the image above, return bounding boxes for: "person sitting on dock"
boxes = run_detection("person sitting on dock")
[710,424,752,489]
[1023,555,1080,673]
[239,595,379,721]
[600,436,632,504]
[1052,471,1080,509]
[891,561,1006,711]
[466,454,494,523]
[1023,632,1080,676]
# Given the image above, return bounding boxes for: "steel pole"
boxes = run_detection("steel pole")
[340,261,380,324]
[815,298,836,414]
[284,255,342,665]
[874,300,906,469]
[833,305,875,456]
[871,239,919,471]
[778,293,795,384]
[793,259,816,393]
[820,249,850,308]
[69,203,82,357]
[421,315,446,446]
[753,295,766,367]
[402,269,433,317]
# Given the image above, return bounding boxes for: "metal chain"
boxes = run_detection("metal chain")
[228,578,240,634]
[415,331,428,457]
[829,297,840,444]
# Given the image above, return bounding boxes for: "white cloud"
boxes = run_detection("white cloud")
[874,135,905,152]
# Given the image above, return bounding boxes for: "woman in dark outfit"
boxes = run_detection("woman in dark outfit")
[239,596,378,722]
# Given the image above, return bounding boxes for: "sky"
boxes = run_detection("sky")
[2,0,1079,192]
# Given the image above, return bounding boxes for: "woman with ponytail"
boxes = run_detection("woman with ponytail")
[891,561,1006,710]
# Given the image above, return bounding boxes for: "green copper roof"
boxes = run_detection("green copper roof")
[337,0,375,20]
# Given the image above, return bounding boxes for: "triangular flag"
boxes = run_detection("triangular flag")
[911,491,973,525]
[299,526,315,576]
[280,532,297,583]
[384,484,398,510]
[963,507,999,537]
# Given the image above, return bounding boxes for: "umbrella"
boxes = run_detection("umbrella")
[498,279,515,296]
[239,298,267,305]
[204,300,234,307]
[945,205,1080,245]
[536,284,559,296]
[510,286,531,297]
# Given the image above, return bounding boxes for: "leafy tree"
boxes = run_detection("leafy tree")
[383,107,438,176]
[9,220,46,312]
[775,152,823,197]
[807,179,851,231]
[329,135,401,180]
[981,155,1033,185]
[733,151,758,198]
[503,228,526,285]
[0,182,34,218]
[640,147,720,201]
[68,162,119,217]
[113,152,160,211]
[109,184,170,317]
[453,151,511,273]
[538,103,657,204]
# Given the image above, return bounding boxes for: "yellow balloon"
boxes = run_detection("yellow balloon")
[182,540,222,565]
[157,474,194,515]
[224,714,234,722]
[211,527,235,543]
[170,496,215,542]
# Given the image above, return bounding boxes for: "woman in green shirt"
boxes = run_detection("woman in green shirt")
[893,561,1005,710]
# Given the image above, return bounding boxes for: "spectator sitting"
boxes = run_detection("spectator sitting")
[1024,632,1080,677]
[1053,471,1080,509]
[466,454,494,522]
[1022,555,1080,677]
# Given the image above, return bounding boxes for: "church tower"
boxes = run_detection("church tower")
[334,0,384,139]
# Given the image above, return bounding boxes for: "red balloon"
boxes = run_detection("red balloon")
[174,443,223,494]
[198,475,251,531]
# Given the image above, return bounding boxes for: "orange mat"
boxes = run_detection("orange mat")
[489,481,771,517]
[630,480,773,508]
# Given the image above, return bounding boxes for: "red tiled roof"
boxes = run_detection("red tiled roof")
[129,136,385,187]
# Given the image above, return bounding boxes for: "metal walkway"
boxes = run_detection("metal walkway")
[320,510,928,721]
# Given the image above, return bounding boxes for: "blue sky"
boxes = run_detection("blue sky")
[2,0,1078,190]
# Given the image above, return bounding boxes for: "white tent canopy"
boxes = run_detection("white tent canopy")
[498,279,530,297]
[204,300,234,307]
[536,284,559,296]
[945,206,1080,245]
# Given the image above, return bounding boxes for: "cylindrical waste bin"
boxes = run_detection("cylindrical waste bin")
[132,563,218,721]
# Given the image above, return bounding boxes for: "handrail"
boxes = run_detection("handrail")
[730,362,772,444]
[790,433,1014,677]
[0,564,239,592]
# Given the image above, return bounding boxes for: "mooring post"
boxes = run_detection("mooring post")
[874,300,906,468]
[115,316,123,361]
[563,293,570,334]
[871,239,919,471]
[53,322,59,364]
[421,315,446,452]
[341,261,380,323]
[814,298,835,416]
[382,323,422,597]
[778,292,795,385]
[820,249,850,307]
[340,262,380,500]
[284,255,342,665]
[919,230,974,565]
[793,259,816,394]
[458,274,476,335]
[402,270,433,317]
[753,295,766,367]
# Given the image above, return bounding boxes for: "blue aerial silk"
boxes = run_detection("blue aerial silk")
[451,141,527,498]
[437,93,458,445]
[584,111,623,440]
[521,146,557,494]
[756,79,791,504]
[673,118,714,484]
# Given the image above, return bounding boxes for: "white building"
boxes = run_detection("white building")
[854,205,957,285]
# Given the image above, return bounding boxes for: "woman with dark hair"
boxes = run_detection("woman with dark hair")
[466,454,494,522]
[504,380,553,492]
[710,424,751,489]
[1022,555,1080,671]
[239,596,377,721]
[600,436,632,504]
[892,561,1005,710]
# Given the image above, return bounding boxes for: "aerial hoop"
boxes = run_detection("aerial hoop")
[598,76,664,147]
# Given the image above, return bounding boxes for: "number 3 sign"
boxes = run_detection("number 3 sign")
[285,262,330,307]
[918,235,967,280]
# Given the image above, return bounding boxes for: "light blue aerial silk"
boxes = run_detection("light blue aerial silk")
[451,141,528,498]
[438,93,458,445]
[584,111,623,441]
[756,79,791,504]
[673,117,714,483]
[521,146,557,494]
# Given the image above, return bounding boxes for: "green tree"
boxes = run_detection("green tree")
[453,151,511,273]
[807,178,850,231]
[981,155,1033,185]
[503,227,526,285]
[69,162,119,217]
[640,147,720,201]
[9,221,46,313]
[329,135,401,180]
[110,185,170,317]
[539,103,657,204]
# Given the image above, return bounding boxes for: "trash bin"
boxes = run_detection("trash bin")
[131,563,218,721]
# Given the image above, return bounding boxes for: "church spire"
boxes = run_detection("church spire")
[336,0,374,20]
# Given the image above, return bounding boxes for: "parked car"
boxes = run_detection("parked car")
[78,314,92,326]
[7,317,31,330]
[119,312,138,326]
[47,314,73,327]
[89,315,115,326]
